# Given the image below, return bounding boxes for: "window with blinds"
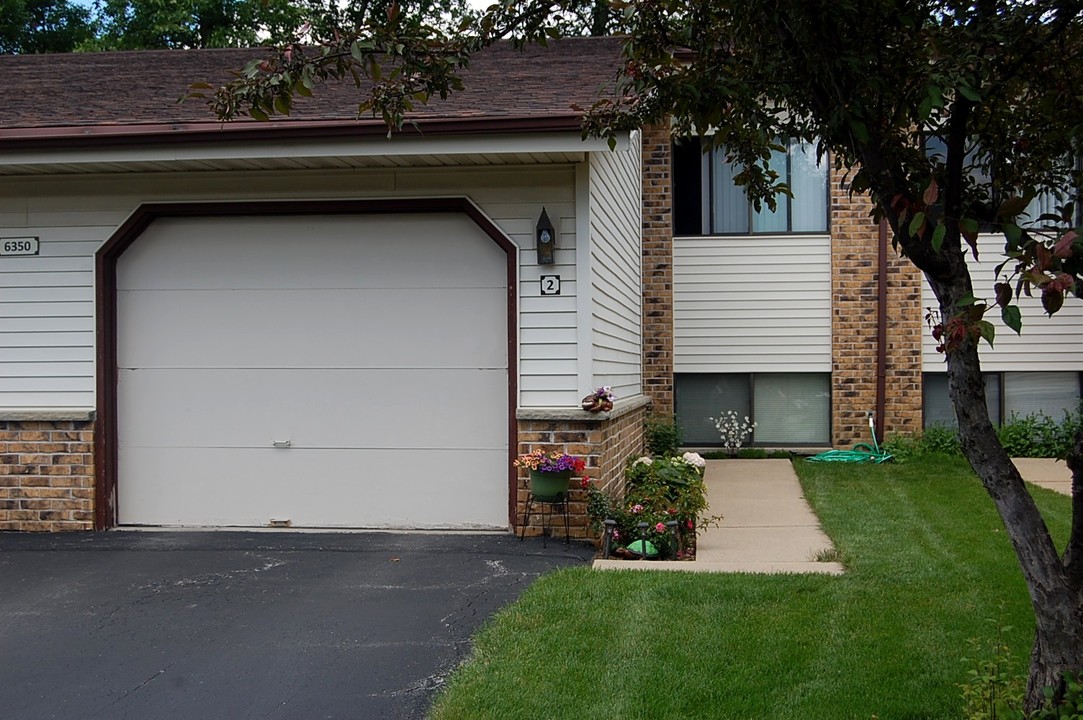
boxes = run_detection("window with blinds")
[673,138,829,236]
[923,372,1081,427]
[676,373,831,446]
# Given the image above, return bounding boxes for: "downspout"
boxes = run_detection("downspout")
[875,219,889,445]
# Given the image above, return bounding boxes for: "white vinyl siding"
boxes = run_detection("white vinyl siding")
[587,132,642,399]
[674,235,832,373]
[0,219,105,408]
[921,234,1083,371]
[0,164,583,410]
[518,207,580,406]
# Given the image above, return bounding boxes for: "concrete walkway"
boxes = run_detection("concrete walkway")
[594,459,844,575]
[592,457,1074,575]
[1015,457,1072,496]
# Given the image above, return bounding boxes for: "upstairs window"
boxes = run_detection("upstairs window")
[673,137,829,236]
[924,136,1081,227]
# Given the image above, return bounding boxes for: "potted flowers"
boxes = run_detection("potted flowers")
[580,385,615,413]
[514,449,587,500]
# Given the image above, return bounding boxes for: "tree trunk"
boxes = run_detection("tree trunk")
[927,270,1083,711]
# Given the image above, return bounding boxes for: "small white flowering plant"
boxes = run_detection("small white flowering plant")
[711,410,757,456]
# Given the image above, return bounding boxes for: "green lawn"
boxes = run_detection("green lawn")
[429,457,1072,720]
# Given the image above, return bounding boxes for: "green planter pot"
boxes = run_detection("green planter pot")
[529,469,572,500]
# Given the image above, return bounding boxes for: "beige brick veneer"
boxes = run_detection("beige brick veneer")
[641,124,675,416]
[831,181,924,448]
[0,420,95,531]
[515,400,648,538]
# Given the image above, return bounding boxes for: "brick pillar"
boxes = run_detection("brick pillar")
[515,399,648,538]
[641,124,674,416]
[831,180,924,447]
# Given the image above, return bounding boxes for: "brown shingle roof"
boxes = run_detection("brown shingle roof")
[0,38,624,144]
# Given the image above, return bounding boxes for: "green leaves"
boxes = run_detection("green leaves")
[909,211,926,238]
[1001,304,1022,335]
[1004,223,1022,246]
[957,80,981,103]
[998,195,1030,219]
[917,84,943,120]
[931,222,946,253]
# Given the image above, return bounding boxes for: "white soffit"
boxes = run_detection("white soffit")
[0,131,630,176]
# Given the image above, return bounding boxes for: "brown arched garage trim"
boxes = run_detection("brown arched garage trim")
[94,198,518,530]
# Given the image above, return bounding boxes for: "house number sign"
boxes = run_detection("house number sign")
[540,275,561,296]
[0,237,39,256]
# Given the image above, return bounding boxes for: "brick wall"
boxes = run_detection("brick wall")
[0,420,95,531]
[515,401,647,538]
[641,124,675,416]
[831,180,924,448]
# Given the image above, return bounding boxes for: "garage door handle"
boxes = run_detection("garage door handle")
[272,440,292,448]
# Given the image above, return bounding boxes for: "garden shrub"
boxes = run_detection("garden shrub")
[958,621,1025,720]
[644,414,682,457]
[882,425,962,461]
[887,404,1083,463]
[882,433,923,462]
[922,423,964,456]
[997,408,1083,459]
[1030,673,1083,719]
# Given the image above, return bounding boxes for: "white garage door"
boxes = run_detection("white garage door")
[116,213,510,529]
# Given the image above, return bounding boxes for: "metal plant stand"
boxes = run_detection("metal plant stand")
[518,491,570,548]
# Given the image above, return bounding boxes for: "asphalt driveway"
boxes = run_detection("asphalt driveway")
[0,530,593,719]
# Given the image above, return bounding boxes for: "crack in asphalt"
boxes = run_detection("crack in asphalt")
[137,555,289,592]
[93,665,172,718]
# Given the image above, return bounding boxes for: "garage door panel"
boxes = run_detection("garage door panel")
[118,215,506,291]
[117,287,507,369]
[116,211,511,529]
[118,446,508,528]
[118,367,508,449]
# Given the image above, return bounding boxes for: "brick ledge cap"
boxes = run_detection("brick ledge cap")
[0,409,96,421]
[516,394,651,422]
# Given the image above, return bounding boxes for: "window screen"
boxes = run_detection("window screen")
[923,373,1001,427]
[675,374,751,445]
[1003,372,1081,420]
[675,373,830,445]
[753,374,831,444]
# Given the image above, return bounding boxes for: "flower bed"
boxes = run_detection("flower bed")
[583,451,720,560]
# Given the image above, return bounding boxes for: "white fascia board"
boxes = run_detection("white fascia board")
[0,131,631,171]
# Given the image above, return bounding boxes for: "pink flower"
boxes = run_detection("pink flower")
[654,522,666,533]
[612,530,620,540]
[580,477,590,489]
[631,504,644,514]
[686,520,694,530]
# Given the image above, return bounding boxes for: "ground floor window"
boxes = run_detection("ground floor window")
[923,371,1082,427]
[675,373,831,446]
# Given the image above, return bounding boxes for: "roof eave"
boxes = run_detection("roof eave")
[0,114,589,151]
